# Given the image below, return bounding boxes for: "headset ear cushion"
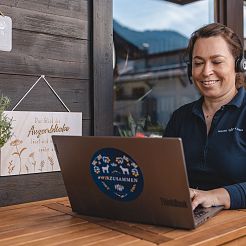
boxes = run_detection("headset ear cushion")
[235,58,240,72]
[239,58,246,72]
[235,57,246,72]
[187,62,193,84]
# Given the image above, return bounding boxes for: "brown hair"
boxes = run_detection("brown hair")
[186,23,245,88]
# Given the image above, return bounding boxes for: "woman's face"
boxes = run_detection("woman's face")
[192,36,237,100]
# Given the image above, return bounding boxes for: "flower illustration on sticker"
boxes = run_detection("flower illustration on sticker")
[90,148,144,201]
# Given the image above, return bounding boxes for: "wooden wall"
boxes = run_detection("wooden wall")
[214,0,244,42]
[0,0,113,206]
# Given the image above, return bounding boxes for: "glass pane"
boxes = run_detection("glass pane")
[113,0,214,137]
[244,2,246,38]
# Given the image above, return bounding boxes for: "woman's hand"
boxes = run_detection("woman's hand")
[189,188,231,210]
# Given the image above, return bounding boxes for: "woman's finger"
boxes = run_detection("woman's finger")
[189,188,198,199]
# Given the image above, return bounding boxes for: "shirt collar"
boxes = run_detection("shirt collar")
[227,87,245,108]
[192,97,203,117]
[191,87,245,116]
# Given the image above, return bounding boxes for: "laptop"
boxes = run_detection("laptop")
[52,136,223,229]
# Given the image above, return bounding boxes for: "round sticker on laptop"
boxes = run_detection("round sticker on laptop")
[90,148,144,201]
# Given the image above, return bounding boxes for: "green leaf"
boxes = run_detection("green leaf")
[0,95,12,147]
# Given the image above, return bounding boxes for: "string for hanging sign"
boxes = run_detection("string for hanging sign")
[12,75,71,112]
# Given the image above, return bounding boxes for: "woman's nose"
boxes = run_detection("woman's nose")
[202,62,213,76]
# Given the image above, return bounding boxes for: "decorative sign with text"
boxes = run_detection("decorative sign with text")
[0,111,82,176]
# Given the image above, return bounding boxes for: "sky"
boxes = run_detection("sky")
[113,0,213,38]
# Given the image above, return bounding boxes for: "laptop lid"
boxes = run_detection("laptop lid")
[52,136,222,229]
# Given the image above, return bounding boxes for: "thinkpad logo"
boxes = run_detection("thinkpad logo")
[160,197,188,208]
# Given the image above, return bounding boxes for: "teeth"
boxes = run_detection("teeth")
[201,80,219,85]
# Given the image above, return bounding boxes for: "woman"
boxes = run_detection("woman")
[164,23,246,210]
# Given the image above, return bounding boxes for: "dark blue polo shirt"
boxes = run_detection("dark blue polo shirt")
[164,87,246,209]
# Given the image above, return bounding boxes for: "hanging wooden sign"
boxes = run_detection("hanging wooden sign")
[0,111,82,176]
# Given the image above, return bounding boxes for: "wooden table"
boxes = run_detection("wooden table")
[0,197,245,246]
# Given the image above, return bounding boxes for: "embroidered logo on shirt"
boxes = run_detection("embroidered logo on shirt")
[90,148,144,201]
[218,127,244,133]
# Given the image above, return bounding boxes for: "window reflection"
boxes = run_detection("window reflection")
[244,3,246,37]
[113,0,213,137]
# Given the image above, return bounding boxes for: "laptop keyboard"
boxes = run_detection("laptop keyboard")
[193,208,209,219]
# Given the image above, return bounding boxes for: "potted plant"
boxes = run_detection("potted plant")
[0,96,12,147]
[117,113,164,138]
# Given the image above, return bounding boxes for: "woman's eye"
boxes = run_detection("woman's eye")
[213,60,222,64]
[193,62,203,66]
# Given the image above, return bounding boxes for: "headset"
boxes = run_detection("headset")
[187,46,246,84]
[187,61,192,84]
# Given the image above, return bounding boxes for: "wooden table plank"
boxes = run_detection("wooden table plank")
[0,222,106,246]
[222,236,246,246]
[162,210,246,239]
[74,234,139,246]
[18,226,113,246]
[122,240,156,246]
[83,234,140,246]
[0,206,63,225]
[0,214,82,232]
[57,200,70,207]
[159,218,246,245]
[44,202,172,245]
[0,197,68,212]
[0,197,245,246]
[119,220,174,235]
[0,216,87,240]
[50,230,129,246]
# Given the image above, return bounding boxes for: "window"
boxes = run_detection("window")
[113,0,214,137]
[244,1,246,38]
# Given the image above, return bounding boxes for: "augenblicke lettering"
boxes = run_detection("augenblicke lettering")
[27,124,70,138]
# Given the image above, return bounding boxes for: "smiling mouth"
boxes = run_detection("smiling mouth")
[200,80,220,86]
